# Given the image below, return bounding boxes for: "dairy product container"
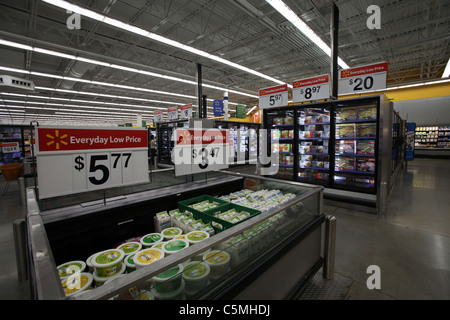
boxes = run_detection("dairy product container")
[152,263,184,294]
[57,260,86,279]
[92,249,125,278]
[182,261,210,292]
[117,241,142,255]
[133,248,165,269]
[140,233,163,248]
[61,272,93,297]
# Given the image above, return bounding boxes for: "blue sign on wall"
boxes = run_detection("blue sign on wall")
[213,100,224,116]
[405,122,416,161]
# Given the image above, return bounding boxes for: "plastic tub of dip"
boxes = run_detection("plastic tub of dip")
[86,254,96,273]
[117,241,142,255]
[182,261,210,292]
[61,272,93,297]
[162,239,189,256]
[133,248,165,269]
[57,260,86,279]
[150,241,166,251]
[161,227,183,241]
[92,249,125,278]
[93,262,126,286]
[152,263,184,294]
[151,279,185,300]
[185,230,210,245]
[140,233,164,248]
[124,253,137,273]
[203,250,230,279]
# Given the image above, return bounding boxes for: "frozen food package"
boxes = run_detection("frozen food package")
[356,140,375,154]
[357,158,376,172]
[301,155,313,161]
[300,160,312,168]
[289,130,294,138]
[285,117,294,124]
[312,161,329,169]
[335,140,355,154]
[299,131,312,139]
[299,145,311,154]
[335,156,356,171]
[358,123,377,137]
[281,130,289,138]
[336,124,355,138]
[336,108,357,122]
[358,105,377,120]
[305,125,316,132]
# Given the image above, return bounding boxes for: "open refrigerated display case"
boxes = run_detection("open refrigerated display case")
[24,170,325,300]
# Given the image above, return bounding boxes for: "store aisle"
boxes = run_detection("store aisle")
[0,159,448,300]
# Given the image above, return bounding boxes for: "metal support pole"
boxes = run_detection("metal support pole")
[202,95,207,119]
[330,3,339,99]
[13,219,28,282]
[323,215,336,280]
[196,63,203,118]
[19,177,26,205]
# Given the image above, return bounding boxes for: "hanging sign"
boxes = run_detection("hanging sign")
[180,104,193,119]
[172,128,232,176]
[0,142,20,153]
[35,126,149,199]
[236,105,246,119]
[167,106,178,120]
[213,100,224,116]
[292,74,330,102]
[259,84,289,109]
[154,110,163,123]
[338,61,388,95]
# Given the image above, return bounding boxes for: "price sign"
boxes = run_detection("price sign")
[292,74,330,103]
[259,84,289,109]
[0,142,20,153]
[172,129,232,176]
[154,110,163,123]
[180,104,193,119]
[35,126,149,199]
[167,106,178,120]
[338,61,388,95]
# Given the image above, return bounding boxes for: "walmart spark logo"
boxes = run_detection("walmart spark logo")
[46,130,68,150]
[177,130,191,145]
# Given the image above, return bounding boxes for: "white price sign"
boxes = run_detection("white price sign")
[154,110,163,123]
[172,129,231,176]
[167,106,178,120]
[35,126,149,199]
[259,84,289,109]
[338,61,388,95]
[292,74,330,103]
[0,142,20,153]
[180,104,193,119]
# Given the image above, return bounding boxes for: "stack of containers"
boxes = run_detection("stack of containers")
[91,248,126,287]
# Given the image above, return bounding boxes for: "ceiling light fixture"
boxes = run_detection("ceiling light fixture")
[41,0,288,87]
[265,0,349,69]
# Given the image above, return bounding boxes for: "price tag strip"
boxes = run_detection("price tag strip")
[259,84,289,109]
[172,129,232,176]
[338,61,388,95]
[292,74,330,103]
[35,126,149,199]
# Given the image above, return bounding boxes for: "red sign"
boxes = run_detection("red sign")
[37,127,148,152]
[293,75,329,88]
[340,61,388,79]
[259,84,288,96]
[176,129,230,146]
[180,104,193,111]
[168,106,178,112]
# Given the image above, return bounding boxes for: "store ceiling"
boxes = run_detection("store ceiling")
[0,0,449,125]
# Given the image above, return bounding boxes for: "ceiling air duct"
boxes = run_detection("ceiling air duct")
[0,75,35,92]
[60,61,96,89]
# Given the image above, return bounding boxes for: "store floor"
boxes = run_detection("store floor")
[0,159,449,300]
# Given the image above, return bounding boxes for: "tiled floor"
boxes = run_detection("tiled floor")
[0,158,449,300]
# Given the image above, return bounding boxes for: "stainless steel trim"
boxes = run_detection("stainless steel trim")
[323,215,336,280]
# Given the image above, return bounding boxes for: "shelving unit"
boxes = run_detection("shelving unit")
[415,125,450,149]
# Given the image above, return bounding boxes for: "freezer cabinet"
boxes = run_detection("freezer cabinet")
[25,171,325,300]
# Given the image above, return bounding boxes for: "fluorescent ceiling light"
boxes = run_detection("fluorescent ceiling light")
[265,0,350,69]
[442,58,450,78]
[246,106,257,115]
[41,0,287,87]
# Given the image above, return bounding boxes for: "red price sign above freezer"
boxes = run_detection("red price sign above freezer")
[35,126,149,199]
[180,104,193,119]
[0,142,20,153]
[259,84,288,109]
[292,74,330,103]
[338,61,388,95]
[154,110,164,123]
[167,106,178,120]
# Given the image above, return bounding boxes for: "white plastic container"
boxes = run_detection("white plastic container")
[57,260,86,279]
[117,241,142,255]
[192,249,211,262]
[92,249,125,278]
[124,253,137,273]
[182,261,210,292]
[61,272,93,297]
[185,230,210,245]
[93,262,126,286]
[151,279,185,300]
[150,241,166,251]
[86,254,96,273]
[152,263,184,294]
[162,239,189,256]
[140,233,164,248]
[161,227,183,241]
[203,250,230,279]
[133,248,165,269]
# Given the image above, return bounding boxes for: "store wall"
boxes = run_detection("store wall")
[393,96,450,125]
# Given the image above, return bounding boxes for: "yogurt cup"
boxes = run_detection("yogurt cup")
[186,230,210,245]
[61,272,93,297]
[124,253,137,273]
[57,260,86,279]
[182,261,210,292]
[151,279,185,300]
[133,248,165,269]
[192,249,211,262]
[92,249,125,278]
[140,233,164,248]
[203,250,230,279]
[162,239,189,255]
[161,227,183,241]
[117,241,142,255]
[150,241,166,250]
[93,262,126,286]
[152,263,184,294]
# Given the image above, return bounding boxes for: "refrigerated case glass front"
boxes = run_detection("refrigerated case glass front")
[264,108,295,180]
[333,100,378,193]
[297,106,331,187]
[0,125,24,165]
[157,120,189,164]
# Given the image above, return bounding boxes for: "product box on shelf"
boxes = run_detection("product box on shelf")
[335,157,356,171]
